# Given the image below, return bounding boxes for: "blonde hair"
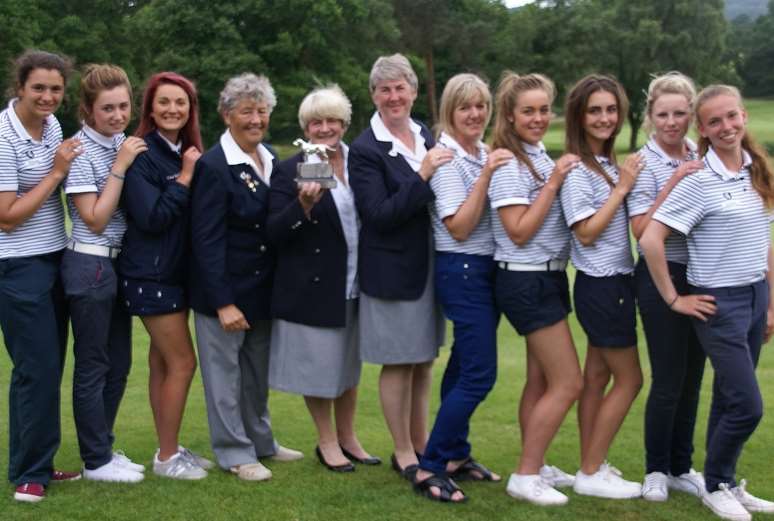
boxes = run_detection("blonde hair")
[492,72,555,183]
[437,73,492,140]
[78,63,132,125]
[643,71,696,133]
[297,84,352,130]
[695,84,774,208]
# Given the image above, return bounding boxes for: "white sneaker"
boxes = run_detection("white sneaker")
[540,464,575,488]
[642,472,669,502]
[507,473,568,506]
[153,450,208,480]
[270,445,304,462]
[668,468,706,497]
[83,459,144,483]
[177,445,215,470]
[702,484,751,521]
[112,451,145,473]
[573,463,642,499]
[732,479,774,513]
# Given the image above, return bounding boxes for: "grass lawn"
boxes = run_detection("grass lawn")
[1,100,774,520]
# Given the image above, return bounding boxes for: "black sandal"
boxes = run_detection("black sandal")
[390,454,418,482]
[450,458,500,482]
[413,474,467,503]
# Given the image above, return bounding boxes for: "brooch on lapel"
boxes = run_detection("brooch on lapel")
[240,171,257,192]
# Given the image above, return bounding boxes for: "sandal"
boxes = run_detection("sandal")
[390,454,419,482]
[413,474,467,503]
[450,457,500,482]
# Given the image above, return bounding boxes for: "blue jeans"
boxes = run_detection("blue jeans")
[690,280,767,492]
[62,249,132,469]
[420,252,499,475]
[636,259,705,475]
[0,252,68,486]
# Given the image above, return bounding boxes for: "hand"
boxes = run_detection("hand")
[113,137,148,175]
[52,138,84,179]
[616,152,645,195]
[217,304,250,332]
[297,181,324,216]
[765,307,774,343]
[548,153,580,187]
[482,148,514,178]
[673,159,703,181]
[418,147,455,181]
[177,147,202,186]
[671,294,716,321]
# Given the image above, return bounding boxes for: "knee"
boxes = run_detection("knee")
[557,375,584,404]
[584,367,610,391]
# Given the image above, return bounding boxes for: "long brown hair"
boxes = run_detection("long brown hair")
[492,72,555,183]
[564,74,628,186]
[135,72,203,152]
[696,84,774,208]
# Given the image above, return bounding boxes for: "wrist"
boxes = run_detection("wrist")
[668,294,679,308]
[110,171,125,181]
[49,169,66,181]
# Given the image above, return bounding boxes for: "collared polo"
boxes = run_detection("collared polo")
[489,141,570,263]
[0,99,67,258]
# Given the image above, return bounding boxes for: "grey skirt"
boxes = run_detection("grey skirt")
[359,258,446,365]
[269,299,361,399]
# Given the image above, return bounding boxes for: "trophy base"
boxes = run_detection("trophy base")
[296,163,337,189]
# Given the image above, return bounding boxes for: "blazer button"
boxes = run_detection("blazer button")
[312,219,319,225]
[254,223,260,229]
[259,244,267,252]
[314,248,321,254]
[255,270,260,276]
[313,276,320,283]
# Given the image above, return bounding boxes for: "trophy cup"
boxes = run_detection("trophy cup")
[293,138,337,189]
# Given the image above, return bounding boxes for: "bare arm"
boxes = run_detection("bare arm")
[765,244,774,342]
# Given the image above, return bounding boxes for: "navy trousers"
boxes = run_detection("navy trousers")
[420,252,498,475]
[690,280,767,492]
[0,252,67,486]
[636,259,705,475]
[61,250,132,469]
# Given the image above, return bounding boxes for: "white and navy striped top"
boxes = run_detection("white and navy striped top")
[489,141,570,263]
[653,147,770,288]
[0,99,68,258]
[628,137,698,264]
[560,157,634,277]
[429,132,495,256]
[65,125,127,247]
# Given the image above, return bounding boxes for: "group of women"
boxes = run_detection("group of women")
[0,48,772,521]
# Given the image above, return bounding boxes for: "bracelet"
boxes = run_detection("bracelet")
[668,295,679,308]
[110,171,125,181]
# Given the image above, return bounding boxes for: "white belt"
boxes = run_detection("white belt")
[67,240,121,259]
[498,260,567,272]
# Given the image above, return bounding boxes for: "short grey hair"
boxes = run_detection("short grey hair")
[218,73,276,115]
[298,84,352,130]
[369,53,418,93]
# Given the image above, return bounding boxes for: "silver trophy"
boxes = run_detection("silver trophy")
[293,138,337,189]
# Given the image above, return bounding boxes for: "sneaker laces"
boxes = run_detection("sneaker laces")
[602,462,623,476]
[531,477,553,496]
[164,453,200,477]
[717,482,741,505]
[643,473,666,493]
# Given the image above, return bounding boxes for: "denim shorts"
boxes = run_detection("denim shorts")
[574,270,637,348]
[495,269,571,336]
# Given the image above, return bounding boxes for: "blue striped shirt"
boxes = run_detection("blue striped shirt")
[0,99,67,258]
[561,157,634,276]
[429,132,495,256]
[489,141,570,263]
[628,137,698,263]
[65,125,127,247]
[653,147,770,288]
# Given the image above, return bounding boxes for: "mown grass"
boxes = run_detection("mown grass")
[1,100,774,521]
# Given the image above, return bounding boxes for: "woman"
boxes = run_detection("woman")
[626,72,706,502]
[0,50,81,503]
[559,74,643,499]
[267,84,376,473]
[641,84,774,521]
[488,72,583,505]
[118,71,212,479]
[412,73,508,503]
[63,64,147,483]
[190,73,302,482]
[348,53,452,479]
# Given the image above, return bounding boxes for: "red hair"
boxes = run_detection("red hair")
[135,71,203,152]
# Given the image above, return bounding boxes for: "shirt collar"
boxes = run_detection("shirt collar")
[521,140,546,156]
[82,123,121,150]
[7,98,54,144]
[645,136,697,167]
[156,130,182,154]
[220,129,274,182]
[704,146,752,181]
[595,155,613,166]
[369,112,425,157]
[438,132,484,160]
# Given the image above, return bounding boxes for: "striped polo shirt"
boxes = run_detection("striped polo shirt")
[653,147,770,288]
[429,132,494,256]
[628,137,698,263]
[560,157,634,277]
[489,141,570,263]
[65,125,127,247]
[0,99,68,258]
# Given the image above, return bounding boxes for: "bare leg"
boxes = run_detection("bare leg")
[379,364,417,468]
[519,349,546,443]
[304,396,349,466]
[578,346,609,468]
[410,361,433,455]
[334,387,373,460]
[141,312,197,461]
[517,321,583,474]
[580,346,642,474]
[147,343,164,439]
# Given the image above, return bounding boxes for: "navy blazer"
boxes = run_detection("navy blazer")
[348,120,435,300]
[118,131,190,285]
[188,142,277,324]
[267,152,350,328]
